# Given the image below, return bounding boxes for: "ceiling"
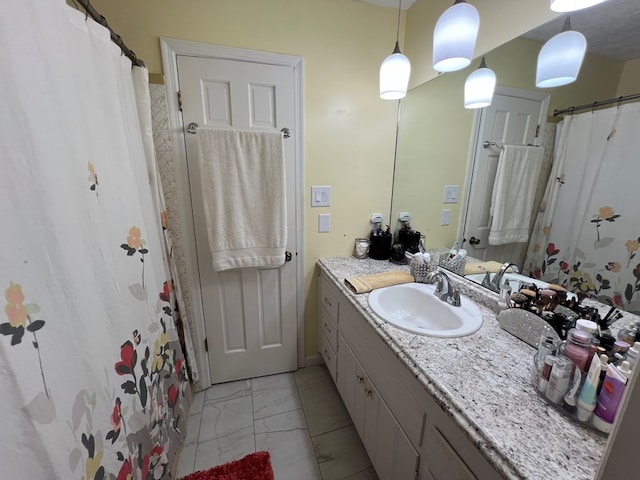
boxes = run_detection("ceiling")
[522,0,640,61]
[361,0,639,62]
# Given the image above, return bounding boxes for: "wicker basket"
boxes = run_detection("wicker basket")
[438,253,466,276]
[410,259,431,283]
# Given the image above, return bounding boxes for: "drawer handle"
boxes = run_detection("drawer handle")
[324,322,331,333]
[356,375,363,384]
[324,349,330,360]
[365,388,373,398]
[324,297,333,307]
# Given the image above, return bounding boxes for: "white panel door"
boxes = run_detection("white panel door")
[177,55,298,384]
[462,89,546,263]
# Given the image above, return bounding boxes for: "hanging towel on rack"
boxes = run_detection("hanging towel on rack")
[197,128,287,271]
[489,145,544,246]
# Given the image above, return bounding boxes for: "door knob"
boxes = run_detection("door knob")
[469,236,480,246]
[285,251,293,262]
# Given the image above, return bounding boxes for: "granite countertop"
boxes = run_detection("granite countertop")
[317,256,639,480]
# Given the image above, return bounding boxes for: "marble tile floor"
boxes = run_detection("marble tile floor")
[177,364,379,480]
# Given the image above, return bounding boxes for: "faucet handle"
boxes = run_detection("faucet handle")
[450,289,461,307]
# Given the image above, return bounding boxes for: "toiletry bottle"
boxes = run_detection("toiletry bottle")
[626,341,640,368]
[545,356,573,404]
[577,353,602,423]
[563,367,582,414]
[562,328,593,373]
[618,361,633,382]
[538,355,555,392]
[596,354,609,396]
[593,364,627,433]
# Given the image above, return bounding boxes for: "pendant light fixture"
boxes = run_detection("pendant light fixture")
[380,0,411,100]
[550,0,610,12]
[464,57,496,109]
[433,0,479,73]
[536,17,586,88]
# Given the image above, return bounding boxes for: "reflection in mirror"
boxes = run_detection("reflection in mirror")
[392,1,640,312]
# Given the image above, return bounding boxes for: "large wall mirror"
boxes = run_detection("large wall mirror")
[391,0,640,311]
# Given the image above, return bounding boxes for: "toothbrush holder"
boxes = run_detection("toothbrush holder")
[410,259,431,283]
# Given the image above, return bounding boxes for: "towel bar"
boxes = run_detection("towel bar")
[185,122,292,138]
[482,140,504,149]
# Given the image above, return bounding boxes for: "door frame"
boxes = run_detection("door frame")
[160,37,305,388]
[458,85,550,248]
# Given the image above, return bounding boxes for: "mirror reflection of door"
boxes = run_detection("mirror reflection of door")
[461,87,550,266]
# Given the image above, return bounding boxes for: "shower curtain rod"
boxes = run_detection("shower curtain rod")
[553,92,640,116]
[74,0,145,68]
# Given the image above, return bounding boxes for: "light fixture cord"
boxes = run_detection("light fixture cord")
[395,0,402,43]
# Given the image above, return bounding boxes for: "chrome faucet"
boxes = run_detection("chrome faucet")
[425,270,461,307]
[489,262,520,293]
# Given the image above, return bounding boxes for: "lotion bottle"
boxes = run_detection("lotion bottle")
[577,353,601,422]
[593,364,627,433]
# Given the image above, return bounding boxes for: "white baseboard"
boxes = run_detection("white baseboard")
[304,353,323,367]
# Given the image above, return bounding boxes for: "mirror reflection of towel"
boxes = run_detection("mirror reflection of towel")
[197,128,286,271]
[489,145,544,246]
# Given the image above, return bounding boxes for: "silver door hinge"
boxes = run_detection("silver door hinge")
[178,90,183,112]
[535,124,540,137]
[204,337,208,352]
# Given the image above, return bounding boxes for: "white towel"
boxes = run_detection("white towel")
[488,145,544,246]
[197,128,287,271]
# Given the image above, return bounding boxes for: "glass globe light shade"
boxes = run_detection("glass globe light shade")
[433,1,480,73]
[464,64,496,109]
[550,0,610,13]
[380,44,411,100]
[536,30,587,88]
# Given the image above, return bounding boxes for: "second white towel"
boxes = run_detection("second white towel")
[489,145,544,246]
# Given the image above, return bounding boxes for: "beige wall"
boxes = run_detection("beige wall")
[393,36,626,250]
[90,0,403,358]
[89,0,589,361]
[617,58,640,97]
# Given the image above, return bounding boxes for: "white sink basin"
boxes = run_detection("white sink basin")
[367,283,482,337]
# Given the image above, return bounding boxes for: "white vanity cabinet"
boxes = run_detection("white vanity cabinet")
[318,274,339,382]
[318,270,502,480]
[338,336,420,479]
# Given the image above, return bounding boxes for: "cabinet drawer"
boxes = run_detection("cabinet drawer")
[318,304,338,353]
[319,275,339,323]
[424,424,477,480]
[319,330,337,382]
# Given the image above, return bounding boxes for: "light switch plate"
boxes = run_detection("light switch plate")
[311,186,331,207]
[443,185,459,204]
[318,214,331,233]
[441,209,451,226]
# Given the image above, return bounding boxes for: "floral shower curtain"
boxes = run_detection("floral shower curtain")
[0,1,189,478]
[524,102,640,313]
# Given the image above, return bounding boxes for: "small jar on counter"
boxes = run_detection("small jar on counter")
[562,328,594,373]
[354,238,370,259]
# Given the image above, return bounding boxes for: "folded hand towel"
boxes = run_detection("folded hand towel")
[197,128,286,271]
[344,271,414,294]
[464,261,512,275]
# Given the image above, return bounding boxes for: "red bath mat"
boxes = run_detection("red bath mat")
[180,451,274,480]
